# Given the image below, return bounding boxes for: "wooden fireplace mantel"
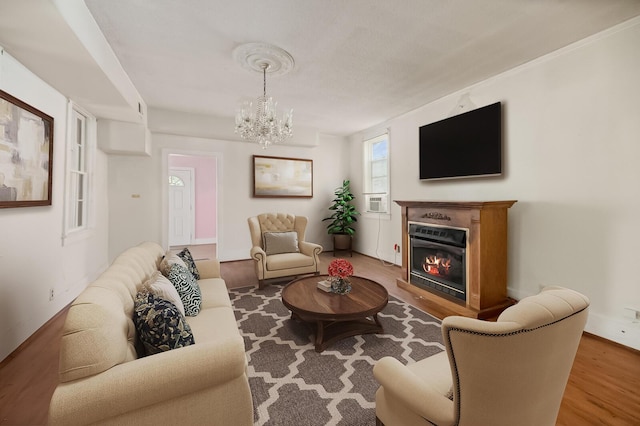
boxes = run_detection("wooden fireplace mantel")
[396,200,517,319]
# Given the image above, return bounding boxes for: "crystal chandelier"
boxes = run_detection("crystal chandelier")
[235,63,293,149]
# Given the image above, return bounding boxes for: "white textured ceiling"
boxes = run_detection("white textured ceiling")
[5,1,640,136]
[82,0,640,135]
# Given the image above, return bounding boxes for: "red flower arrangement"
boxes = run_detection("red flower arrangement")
[328,259,354,279]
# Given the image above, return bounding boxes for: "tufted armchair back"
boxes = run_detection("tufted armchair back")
[374,287,590,426]
[445,287,589,425]
[248,213,308,249]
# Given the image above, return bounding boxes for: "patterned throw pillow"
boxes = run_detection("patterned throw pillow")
[177,248,200,280]
[133,292,195,356]
[164,263,202,316]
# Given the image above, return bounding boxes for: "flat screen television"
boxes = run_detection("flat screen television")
[419,102,502,181]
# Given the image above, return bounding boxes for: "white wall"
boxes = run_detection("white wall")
[107,121,349,262]
[0,49,109,361]
[350,19,640,349]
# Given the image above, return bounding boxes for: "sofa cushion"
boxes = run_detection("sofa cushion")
[265,252,315,270]
[133,292,195,356]
[177,247,201,280]
[186,306,242,343]
[263,231,299,255]
[144,271,186,316]
[406,351,453,397]
[199,278,233,309]
[164,263,202,316]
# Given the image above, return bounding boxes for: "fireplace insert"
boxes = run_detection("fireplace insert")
[409,222,467,301]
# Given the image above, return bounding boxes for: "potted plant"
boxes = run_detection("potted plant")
[323,179,360,254]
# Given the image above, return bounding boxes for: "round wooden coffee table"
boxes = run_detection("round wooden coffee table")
[282,275,389,352]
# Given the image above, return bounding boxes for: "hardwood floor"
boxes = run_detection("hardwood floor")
[0,308,65,425]
[1,252,638,425]
[170,243,217,261]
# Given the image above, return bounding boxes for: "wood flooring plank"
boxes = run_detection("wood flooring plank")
[0,306,66,425]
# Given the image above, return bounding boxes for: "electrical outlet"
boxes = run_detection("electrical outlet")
[49,288,55,301]
[393,243,400,253]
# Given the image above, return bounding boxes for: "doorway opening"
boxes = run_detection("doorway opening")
[165,152,219,261]
[168,167,195,247]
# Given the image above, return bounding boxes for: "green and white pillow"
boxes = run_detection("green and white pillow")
[164,263,202,316]
[133,292,195,356]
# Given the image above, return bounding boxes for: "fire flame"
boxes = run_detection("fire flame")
[422,255,452,276]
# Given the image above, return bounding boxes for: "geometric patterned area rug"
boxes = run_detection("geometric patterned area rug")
[229,283,444,426]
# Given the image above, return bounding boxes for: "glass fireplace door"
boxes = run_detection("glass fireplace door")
[409,224,467,300]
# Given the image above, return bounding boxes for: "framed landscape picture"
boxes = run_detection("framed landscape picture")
[0,90,54,208]
[253,155,313,198]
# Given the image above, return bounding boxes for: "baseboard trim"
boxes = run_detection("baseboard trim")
[193,238,216,245]
[331,250,402,268]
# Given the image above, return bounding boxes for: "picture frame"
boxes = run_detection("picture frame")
[0,90,54,208]
[253,155,313,198]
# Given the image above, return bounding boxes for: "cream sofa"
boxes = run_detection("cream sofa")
[48,242,253,426]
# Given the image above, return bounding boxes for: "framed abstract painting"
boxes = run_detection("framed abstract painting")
[0,90,54,208]
[253,155,313,198]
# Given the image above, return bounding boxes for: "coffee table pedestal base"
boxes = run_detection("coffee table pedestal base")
[292,312,383,352]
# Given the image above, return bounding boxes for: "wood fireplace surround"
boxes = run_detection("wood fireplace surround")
[396,200,517,319]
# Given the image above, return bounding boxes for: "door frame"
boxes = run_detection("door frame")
[168,166,196,246]
[161,148,223,257]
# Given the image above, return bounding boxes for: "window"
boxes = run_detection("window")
[168,175,185,186]
[63,102,96,241]
[363,133,390,213]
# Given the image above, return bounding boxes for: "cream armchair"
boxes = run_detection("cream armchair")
[373,287,589,426]
[248,213,323,288]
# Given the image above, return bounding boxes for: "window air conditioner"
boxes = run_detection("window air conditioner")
[368,195,387,213]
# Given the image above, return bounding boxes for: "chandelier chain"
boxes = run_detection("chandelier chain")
[263,64,267,97]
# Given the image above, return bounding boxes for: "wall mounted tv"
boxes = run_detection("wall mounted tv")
[419,101,502,181]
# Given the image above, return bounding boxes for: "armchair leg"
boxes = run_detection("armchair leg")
[258,279,266,289]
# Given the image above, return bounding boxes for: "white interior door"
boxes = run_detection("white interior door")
[168,167,195,246]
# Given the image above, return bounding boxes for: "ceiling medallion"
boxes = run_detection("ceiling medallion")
[233,43,295,149]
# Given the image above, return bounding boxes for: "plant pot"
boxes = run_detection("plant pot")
[332,234,353,257]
